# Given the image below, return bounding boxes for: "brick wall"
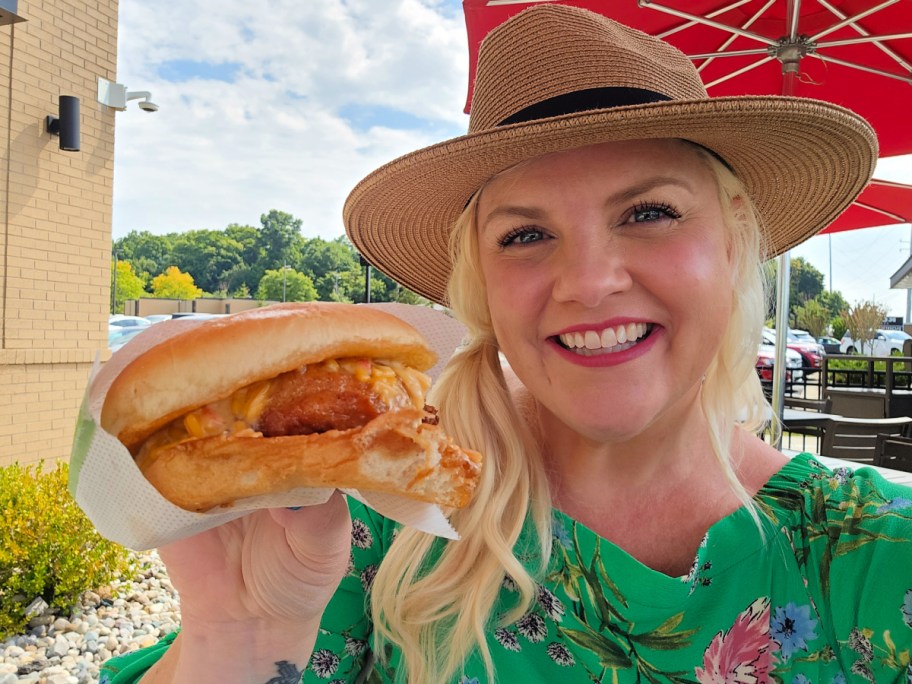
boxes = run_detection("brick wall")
[0,0,118,467]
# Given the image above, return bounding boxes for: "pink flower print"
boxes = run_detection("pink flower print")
[695,598,776,684]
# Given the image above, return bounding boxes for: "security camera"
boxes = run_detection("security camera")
[98,79,161,113]
[125,91,159,113]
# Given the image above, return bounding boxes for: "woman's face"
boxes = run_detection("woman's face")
[476,139,735,443]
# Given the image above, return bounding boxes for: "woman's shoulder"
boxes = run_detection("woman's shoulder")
[757,452,912,519]
[756,452,912,574]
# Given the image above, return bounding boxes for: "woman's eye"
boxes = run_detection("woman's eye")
[629,202,681,224]
[499,226,546,247]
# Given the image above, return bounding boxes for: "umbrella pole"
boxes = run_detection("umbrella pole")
[772,254,791,450]
[771,2,800,446]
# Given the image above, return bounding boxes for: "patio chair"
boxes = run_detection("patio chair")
[874,434,912,473]
[820,416,912,465]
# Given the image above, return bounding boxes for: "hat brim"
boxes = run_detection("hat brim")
[344,96,876,305]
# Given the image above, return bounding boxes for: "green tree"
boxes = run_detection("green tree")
[843,300,888,354]
[223,223,265,291]
[298,237,362,301]
[231,283,251,299]
[831,316,848,340]
[794,299,830,338]
[151,266,203,299]
[259,210,302,271]
[256,268,317,302]
[115,230,174,278]
[765,257,826,324]
[170,230,245,294]
[111,261,147,314]
[817,289,849,320]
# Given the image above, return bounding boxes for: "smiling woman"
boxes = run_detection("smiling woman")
[99,5,912,684]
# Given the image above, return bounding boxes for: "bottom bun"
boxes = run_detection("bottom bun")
[135,408,482,512]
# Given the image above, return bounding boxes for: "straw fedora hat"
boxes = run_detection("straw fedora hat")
[344,4,877,305]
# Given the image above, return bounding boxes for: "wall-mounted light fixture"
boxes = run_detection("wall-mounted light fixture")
[97,77,160,112]
[45,95,80,152]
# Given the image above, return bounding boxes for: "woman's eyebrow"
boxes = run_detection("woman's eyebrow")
[479,205,548,229]
[607,176,695,205]
[479,175,695,230]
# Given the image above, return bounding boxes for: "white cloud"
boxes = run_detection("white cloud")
[112,0,469,239]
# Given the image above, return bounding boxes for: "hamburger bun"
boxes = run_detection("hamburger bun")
[101,302,481,511]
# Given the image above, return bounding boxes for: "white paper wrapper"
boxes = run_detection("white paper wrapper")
[69,303,469,551]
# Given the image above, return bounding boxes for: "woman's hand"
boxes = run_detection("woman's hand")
[144,492,352,683]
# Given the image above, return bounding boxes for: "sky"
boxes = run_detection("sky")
[110,0,912,318]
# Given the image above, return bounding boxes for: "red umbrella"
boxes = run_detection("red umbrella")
[821,178,912,234]
[462,0,912,156]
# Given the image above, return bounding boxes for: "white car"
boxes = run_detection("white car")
[839,328,912,356]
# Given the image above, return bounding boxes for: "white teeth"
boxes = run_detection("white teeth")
[558,323,650,352]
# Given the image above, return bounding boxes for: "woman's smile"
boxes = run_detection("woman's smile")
[555,321,654,354]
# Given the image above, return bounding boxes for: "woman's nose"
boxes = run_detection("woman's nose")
[551,242,633,307]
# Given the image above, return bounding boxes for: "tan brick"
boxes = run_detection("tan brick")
[1,0,118,467]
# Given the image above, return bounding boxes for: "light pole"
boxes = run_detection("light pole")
[111,249,119,314]
[359,255,372,303]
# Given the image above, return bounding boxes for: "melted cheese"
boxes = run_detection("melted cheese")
[139,358,431,458]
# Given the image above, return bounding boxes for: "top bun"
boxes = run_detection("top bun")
[101,302,437,449]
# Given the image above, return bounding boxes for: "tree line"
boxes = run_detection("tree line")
[111,209,430,313]
[767,256,891,345]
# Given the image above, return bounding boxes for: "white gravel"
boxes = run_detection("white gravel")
[0,550,180,684]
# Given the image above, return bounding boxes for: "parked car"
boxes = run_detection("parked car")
[108,314,152,330]
[816,336,841,354]
[108,315,152,348]
[756,340,803,394]
[109,326,150,352]
[839,328,912,355]
[762,328,824,375]
[168,312,227,320]
[143,314,173,324]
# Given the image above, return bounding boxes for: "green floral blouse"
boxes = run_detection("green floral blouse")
[101,454,912,683]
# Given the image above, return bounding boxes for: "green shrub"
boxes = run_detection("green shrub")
[0,461,132,639]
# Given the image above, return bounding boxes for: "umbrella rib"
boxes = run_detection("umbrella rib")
[811,52,912,84]
[817,0,912,73]
[870,179,912,190]
[691,47,771,60]
[817,33,912,49]
[787,0,801,42]
[483,1,551,6]
[810,0,900,42]
[851,201,910,224]
[656,0,752,40]
[704,56,774,90]
[638,0,775,46]
[693,0,775,75]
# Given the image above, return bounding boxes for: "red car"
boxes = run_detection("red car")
[756,340,804,395]
[762,328,824,376]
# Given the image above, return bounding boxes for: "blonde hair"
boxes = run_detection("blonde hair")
[369,144,771,683]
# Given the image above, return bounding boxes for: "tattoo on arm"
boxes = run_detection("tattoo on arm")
[265,660,304,684]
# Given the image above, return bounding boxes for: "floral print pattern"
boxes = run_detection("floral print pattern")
[99,454,912,684]
[694,598,775,683]
[771,602,818,661]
